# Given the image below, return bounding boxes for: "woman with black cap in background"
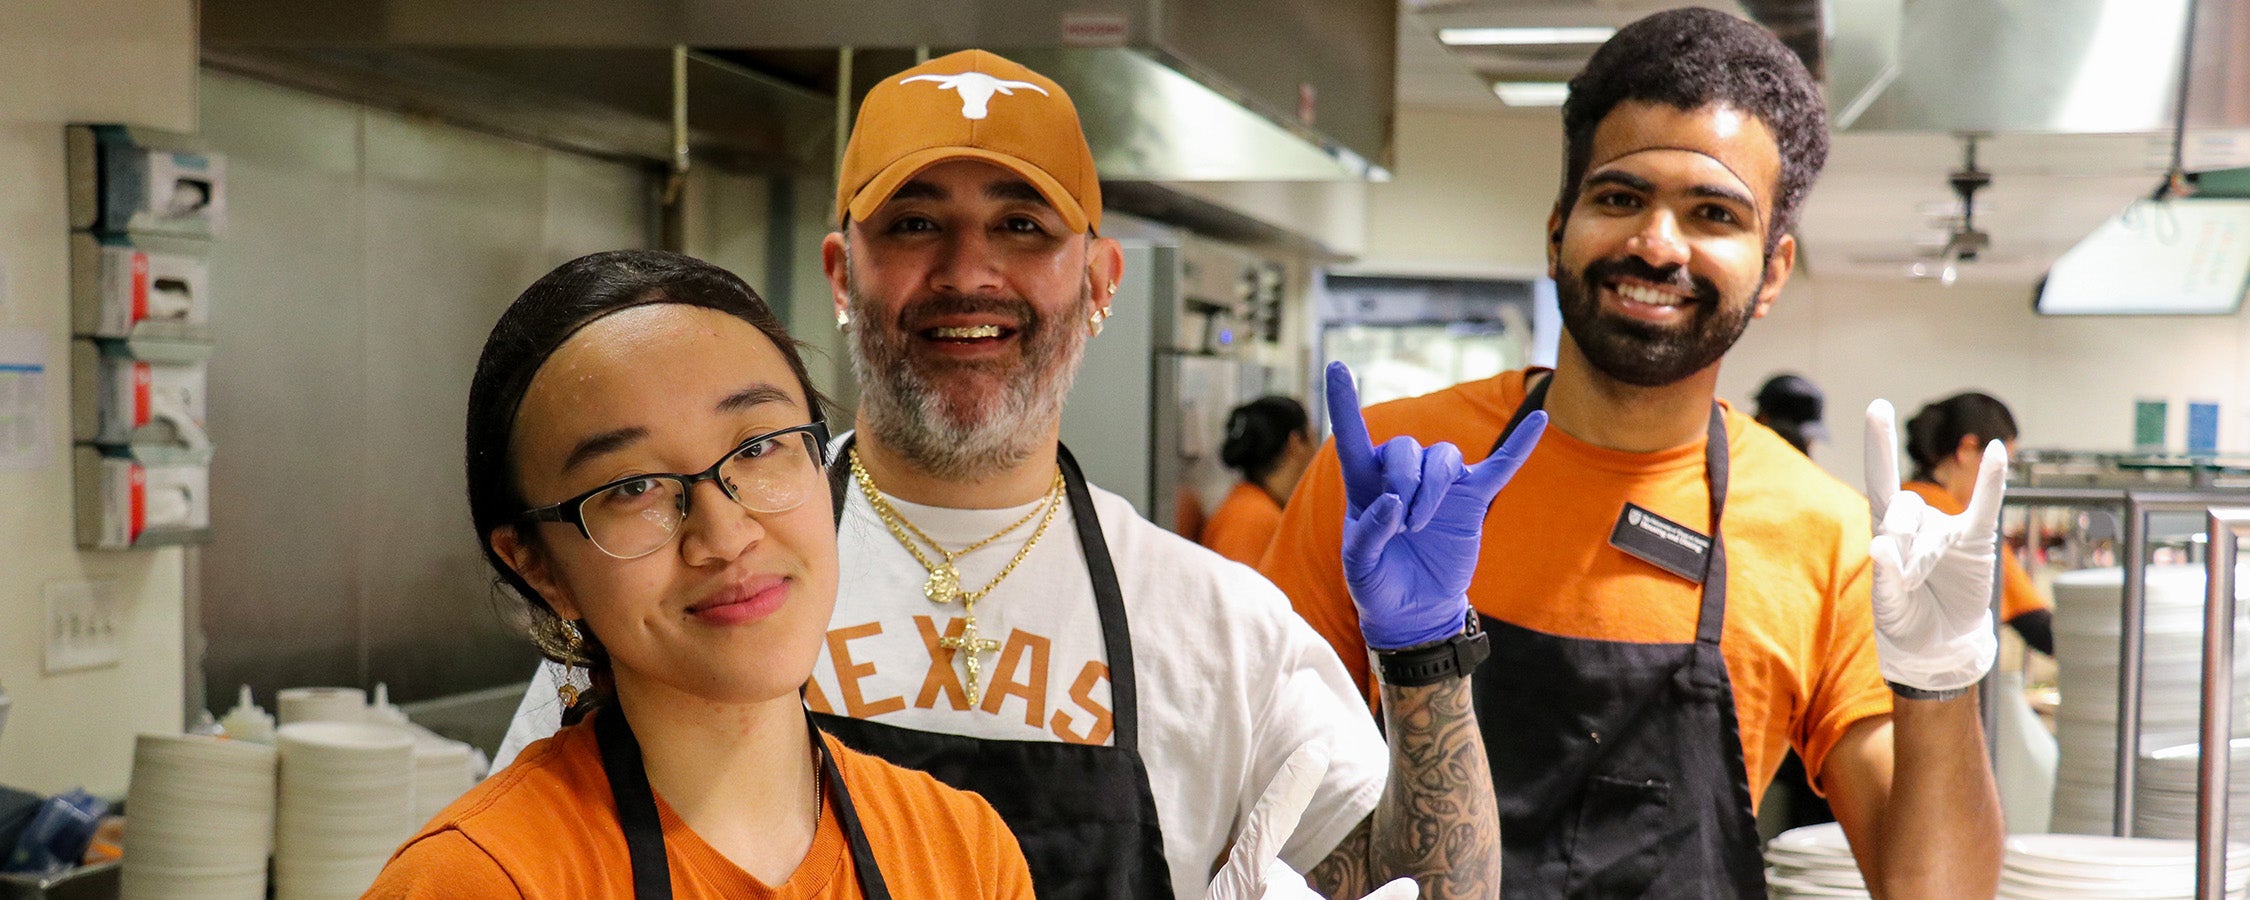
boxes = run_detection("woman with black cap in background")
[1904,392,2055,656]
[1201,397,1315,566]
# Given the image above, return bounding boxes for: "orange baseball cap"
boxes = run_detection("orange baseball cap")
[835,49,1102,234]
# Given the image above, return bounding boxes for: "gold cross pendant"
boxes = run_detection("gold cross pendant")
[938,614,1004,707]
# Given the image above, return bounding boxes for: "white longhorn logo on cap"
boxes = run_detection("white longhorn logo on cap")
[900,71,1050,120]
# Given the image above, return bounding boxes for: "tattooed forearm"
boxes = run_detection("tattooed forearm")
[1306,815,1373,897]
[1373,676,1501,899]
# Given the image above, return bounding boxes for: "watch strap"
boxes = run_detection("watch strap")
[1376,613,1490,688]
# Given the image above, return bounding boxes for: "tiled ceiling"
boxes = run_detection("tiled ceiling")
[1389,0,2246,285]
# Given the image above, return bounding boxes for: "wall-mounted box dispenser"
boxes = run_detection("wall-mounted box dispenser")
[70,234,211,340]
[66,125,227,239]
[71,339,210,449]
[74,445,211,549]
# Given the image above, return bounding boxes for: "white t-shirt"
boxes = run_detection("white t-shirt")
[496,479,1387,895]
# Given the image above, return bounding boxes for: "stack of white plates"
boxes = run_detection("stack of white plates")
[409,729,476,826]
[1765,822,1869,898]
[2003,833,2250,898]
[274,721,415,899]
[2134,737,2250,839]
[120,733,276,900]
[2051,565,2250,834]
[276,687,366,726]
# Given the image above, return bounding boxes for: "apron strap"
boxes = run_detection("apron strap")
[813,716,895,900]
[1492,371,1731,649]
[1058,444,1140,749]
[596,702,895,899]
[594,706,676,899]
[1695,406,1730,649]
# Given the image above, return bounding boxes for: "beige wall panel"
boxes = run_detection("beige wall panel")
[0,0,197,797]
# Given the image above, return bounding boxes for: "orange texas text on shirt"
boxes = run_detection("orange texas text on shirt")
[805,615,1116,746]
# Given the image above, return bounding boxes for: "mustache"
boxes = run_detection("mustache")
[1582,256,1720,306]
[896,293,1041,333]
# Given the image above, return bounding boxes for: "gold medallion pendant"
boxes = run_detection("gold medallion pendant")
[924,566,962,605]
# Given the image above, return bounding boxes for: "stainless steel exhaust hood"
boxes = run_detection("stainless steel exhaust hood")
[1829,0,2250,133]
[202,0,1396,183]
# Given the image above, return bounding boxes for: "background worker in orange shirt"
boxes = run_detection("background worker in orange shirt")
[1202,397,1315,566]
[1905,392,2054,656]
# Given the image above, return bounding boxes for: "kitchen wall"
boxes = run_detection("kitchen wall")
[1357,106,1564,280]
[1721,275,2250,491]
[194,71,657,714]
[0,0,198,797]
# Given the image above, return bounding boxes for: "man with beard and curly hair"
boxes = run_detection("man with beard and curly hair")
[1263,8,2009,897]
[497,49,1508,900]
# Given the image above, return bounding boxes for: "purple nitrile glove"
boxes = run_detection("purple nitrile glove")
[1327,362,1546,651]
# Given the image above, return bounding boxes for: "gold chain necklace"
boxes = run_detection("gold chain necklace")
[848,449,1062,605]
[849,449,1067,705]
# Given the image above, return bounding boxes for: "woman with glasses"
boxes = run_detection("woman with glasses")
[366,250,1033,898]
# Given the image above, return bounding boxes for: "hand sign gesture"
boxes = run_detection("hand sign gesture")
[1205,741,1420,900]
[1863,399,2009,693]
[1326,362,1546,651]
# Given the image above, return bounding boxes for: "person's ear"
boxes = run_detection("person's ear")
[1088,235,1125,318]
[492,526,580,621]
[1545,204,1567,279]
[1753,232,1796,319]
[822,230,852,324]
[1955,433,1985,468]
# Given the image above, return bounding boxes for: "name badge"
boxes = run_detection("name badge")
[1608,502,1712,584]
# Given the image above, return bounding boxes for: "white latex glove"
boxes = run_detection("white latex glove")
[1863,399,2009,693]
[1206,741,1420,900]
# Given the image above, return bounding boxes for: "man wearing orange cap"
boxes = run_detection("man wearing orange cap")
[500,49,1498,899]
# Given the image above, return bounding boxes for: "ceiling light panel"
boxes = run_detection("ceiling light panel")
[1439,26,1616,47]
[1492,82,1570,107]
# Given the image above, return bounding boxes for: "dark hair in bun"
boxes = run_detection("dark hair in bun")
[1221,396,1309,484]
[1905,392,2017,483]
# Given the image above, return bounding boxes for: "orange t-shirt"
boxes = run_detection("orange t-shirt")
[1201,482,1286,567]
[366,715,1033,899]
[1259,369,1893,803]
[1902,481,2050,623]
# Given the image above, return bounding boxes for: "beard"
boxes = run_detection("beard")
[846,279,1091,482]
[1555,254,1760,388]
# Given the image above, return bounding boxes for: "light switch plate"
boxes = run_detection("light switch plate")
[45,580,121,673]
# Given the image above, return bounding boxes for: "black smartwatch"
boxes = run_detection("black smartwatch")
[1375,612,1490,687]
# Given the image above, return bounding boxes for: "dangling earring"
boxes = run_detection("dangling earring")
[555,619,589,706]
[1089,306,1110,337]
[835,307,852,330]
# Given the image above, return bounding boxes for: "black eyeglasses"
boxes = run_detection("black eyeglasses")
[519,422,831,560]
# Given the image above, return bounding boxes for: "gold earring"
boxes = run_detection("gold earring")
[555,620,588,706]
[835,308,851,330]
[1089,306,1110,337]
[1108,281,1120,296]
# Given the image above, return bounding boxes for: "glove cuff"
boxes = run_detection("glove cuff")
[1874,619,1997,694]
[1361,594,1472,652]
[1888,681,1973,702]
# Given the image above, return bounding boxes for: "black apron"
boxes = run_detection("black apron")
[593,704,893,899]
[813,439,1176,899]
[1477,374,1768,898]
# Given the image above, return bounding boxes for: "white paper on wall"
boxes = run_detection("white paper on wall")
[0,328,51,471]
